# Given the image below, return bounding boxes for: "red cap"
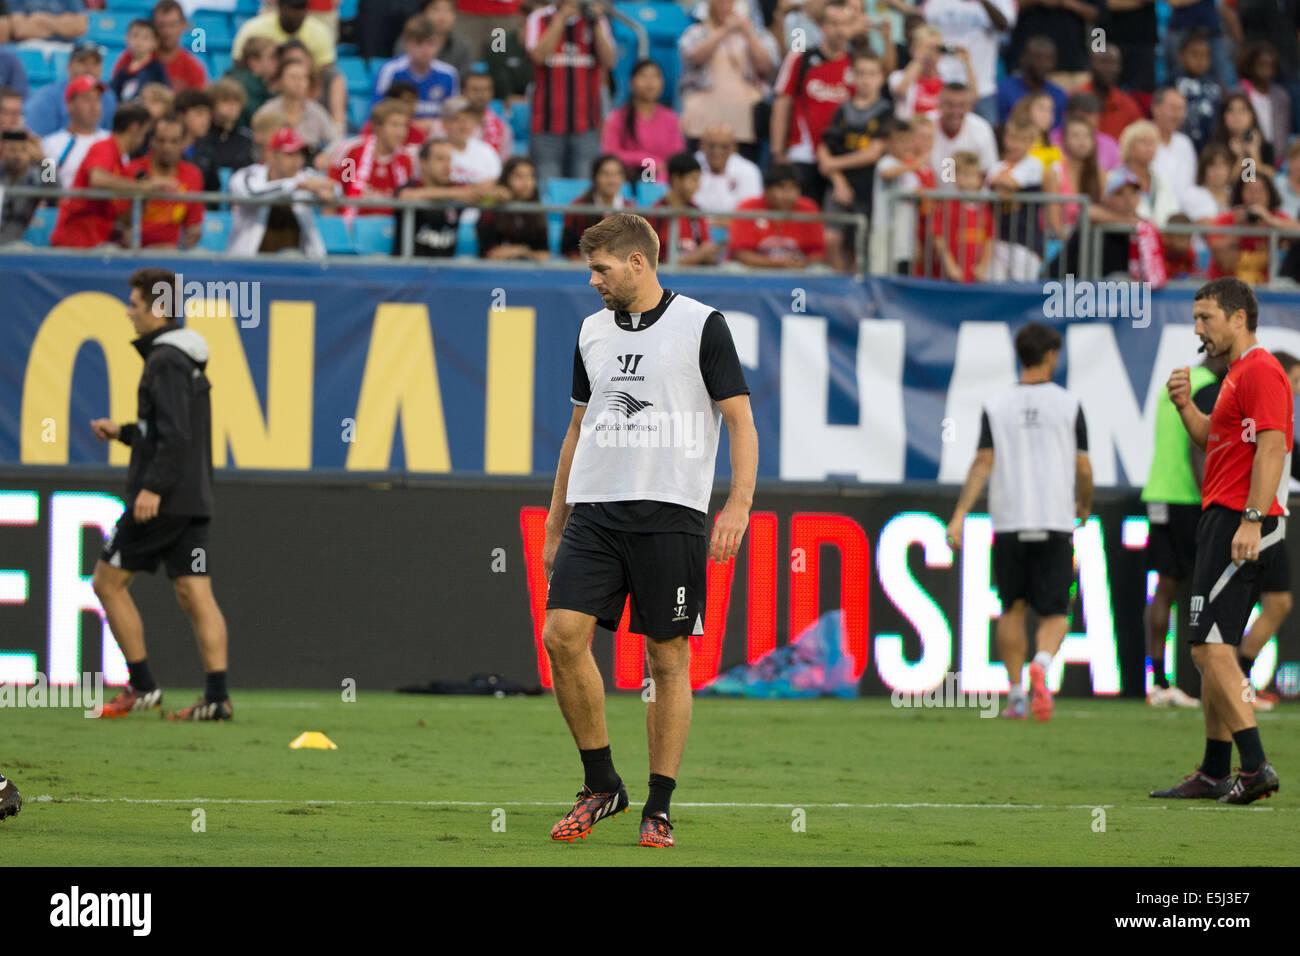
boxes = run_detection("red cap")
[65,75,106,103]
[268,127,308,153]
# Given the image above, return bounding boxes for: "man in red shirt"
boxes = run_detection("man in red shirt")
[729,163,826,268]
[123,113,204,249]
[332,100,416,216]
[111,1,208,93]
[50,103,176,248]
[1154,277,1289,805]
[770,0,855,205]
[1080,47,1141,142]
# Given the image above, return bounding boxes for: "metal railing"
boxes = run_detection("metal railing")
[0,183,870,274]
[1088,219,1300,282]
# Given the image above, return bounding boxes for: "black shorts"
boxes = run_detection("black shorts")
[101,512,211,579]
[991,530,1074,616]
[1145,502,1202,581]
[546,509,706,640]
[1188,505,1286,647]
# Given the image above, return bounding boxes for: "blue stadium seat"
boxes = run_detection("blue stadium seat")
[218,167,232,192]
[112,0,157,12]
[208,51,232,77]
[352,216,394,254]
[338,56,373,96]
[15,49,50,87]
[235,0,262,15]
[508,100,530,150]
[318,214,354,254]
[636,180,668,207]
[49,50,70,84]
[338,0,360,18]
[190,13,234,53]
[87,13,131,47]
[22,207,56,246]
[709,222,728,247]
[616,1,694,44]
[347,95,371,131]
[544,177,589,254]
[456,217,478,257]
[101,47,126,81]
[197,211,231,251]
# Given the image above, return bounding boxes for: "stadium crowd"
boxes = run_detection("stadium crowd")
[1,0,1299,279]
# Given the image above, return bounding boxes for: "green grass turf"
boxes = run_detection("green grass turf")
[3,691,1298,865]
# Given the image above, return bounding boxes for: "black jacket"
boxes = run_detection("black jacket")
[117,324,214,517]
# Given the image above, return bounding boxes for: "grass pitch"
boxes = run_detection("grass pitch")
[4,691,1297,865]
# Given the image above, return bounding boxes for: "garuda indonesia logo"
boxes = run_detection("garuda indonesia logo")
[605,390,655,418]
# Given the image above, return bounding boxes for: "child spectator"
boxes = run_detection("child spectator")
[477,156,551,261]
[986,116,1047,280]
[111,20,171,103]
[889,25,972,122]
[561,153,628,258]
[174,89,213,157]
[730,162,827,269]
[192,80,256,194]
[230,37,279,128]
[600,59,684,183]
[910,115,939,275]
[371,15,460,129]
[332,100,416,217]
[926,151,993,281]
[1180,142,1233,222]
[1209,91,1275,179]
[648,152,722,266]
[1161,213,1202,278]
[818,49,890,272]
[1175,29,1222,153]
[1236,41,1291,155]
[869,118,925,276]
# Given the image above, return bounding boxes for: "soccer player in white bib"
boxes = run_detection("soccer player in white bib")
[542,213,758,847]
[947,322,1093,721]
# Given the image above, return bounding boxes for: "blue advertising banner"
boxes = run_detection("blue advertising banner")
[4,253,1300,484]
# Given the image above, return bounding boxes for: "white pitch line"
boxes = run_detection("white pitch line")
[33,796,1295,811]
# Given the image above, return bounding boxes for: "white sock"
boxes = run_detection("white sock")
[1033,651,1053,670]
[1009,686,1026,704]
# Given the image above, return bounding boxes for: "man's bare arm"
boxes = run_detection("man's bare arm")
[711,394,758,562]
[1076,453,1093,520]
[946,448,994,548]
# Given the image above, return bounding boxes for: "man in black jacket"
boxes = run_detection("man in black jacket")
[91,267,232,721]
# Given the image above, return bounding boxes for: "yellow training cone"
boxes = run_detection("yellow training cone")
[289,732,338,750]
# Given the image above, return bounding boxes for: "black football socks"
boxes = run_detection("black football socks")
[205,671,228,703]
[1202,738,1232,779]
[644,773,676,819]
[127,658,157,694]
[580,746,621,794]
[1232,728,1266,774]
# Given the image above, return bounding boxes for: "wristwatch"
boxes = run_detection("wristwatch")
[1243,507,1263,523]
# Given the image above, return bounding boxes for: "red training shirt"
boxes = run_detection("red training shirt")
[1201,346,1295,515]
[729,195,825,261]
[50,137,127,247]
[774,48,853,154]
[122,156,205,246]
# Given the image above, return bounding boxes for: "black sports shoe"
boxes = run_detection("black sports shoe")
[1150,768,1232,799]
[0,779,21,821]
[1218,763,1280,804]
[166,697,233,721]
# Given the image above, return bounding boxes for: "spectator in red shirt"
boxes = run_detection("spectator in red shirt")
[1208,172,1294,284]
[332,100,416,216]
[927,150,993,281]
[51,103,174,248]
[648,152,723,266]
[1082,47,1142,142]
[462,70,513,159]
[151,0,208,92]
[525,0,617,183]
[770,0,856,205]
[729,162,827,268]
[122,112,204,249]
[1162,213,1202,278]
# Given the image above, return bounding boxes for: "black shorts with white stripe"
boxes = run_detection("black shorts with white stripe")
[1188,505,1286,647]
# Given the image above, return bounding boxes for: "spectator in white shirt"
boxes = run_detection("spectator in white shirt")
[41,75,110,188]
[930,82,999,179]
[1151,86,1197,204]
[692,124,763,212]
[442,95,502,184]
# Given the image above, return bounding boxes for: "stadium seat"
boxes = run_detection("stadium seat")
[15,48,50,87]
[235,0,261,15]
[101,47,126,81]
[218,167,232,192]
[636,180,667,207]
[455,216,478,257]
[616,1,693,44]
[197,211,231,251]
[543,177,588,254]
[190,13,234,53]
[22,207,56,246]
[112,0,156,12]
[508,100,530,151]
[49,50,70,83]
[338,0,359,18]
[318,214,355,254]
[352,216,394,255]
[347,95,370,132]
[208,51,232,77]
[709,222,728,247]
[87,13,130,47]
[338,56,373,96]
